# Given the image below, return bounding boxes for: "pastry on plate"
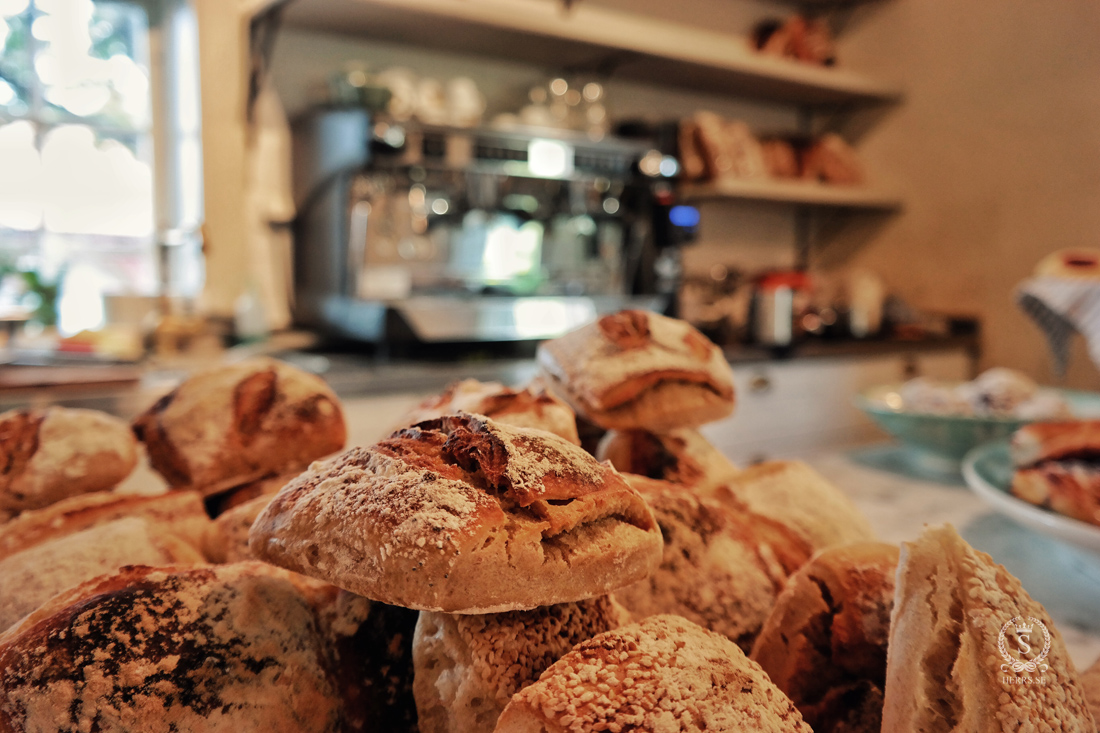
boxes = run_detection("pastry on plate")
[1011,420,1100,526]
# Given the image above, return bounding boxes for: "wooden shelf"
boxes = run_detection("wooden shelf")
[278,0,902,107]
[680,178,902,210]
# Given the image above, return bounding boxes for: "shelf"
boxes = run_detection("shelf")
[278,0,902,107]
[680,178,902,210]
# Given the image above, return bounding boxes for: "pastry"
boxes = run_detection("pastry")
[413,596,631,733]
[494,614,813,732]
[0,406,137,516]
[715,460,876,551]
[537,310,736,432]
[801,133,864,186]
[399,378,580,445]
[250,414,663,613]
[596,427,740,490]
[1035,248,1100,280]
[1011,421,1100,526]
[751,542,900,733]
[613,475,807,651]
[0,562,344,732]
[131,357,346,495]
[882,524,1095,731]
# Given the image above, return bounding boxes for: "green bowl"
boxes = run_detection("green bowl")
[855,385,1100,463]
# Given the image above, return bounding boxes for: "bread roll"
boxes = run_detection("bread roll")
[413,596,631,733]
[204,492,273,562]
[801,133,864,186]
[1035,248,1100,280]
[597,427,740,490]
[1081,655,1100,725]
[0,562,344,733]
[250,414,663,613]
[0,489,210,562]
[537,310,735,432]
[715,460,875,551]
[131,357,346,495]
[494,614,813,732]
[399,378,580,444]
[0,516,203,633]
[0,406,137,516]
[751,542,899,733]
[882,525,1095,731]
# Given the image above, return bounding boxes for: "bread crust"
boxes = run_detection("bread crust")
[494,614,813,733]
[250,414,663,613]
[413,596,631,733]
[536,310,735,431]
[1011,421,1100,467]
[131,357,346,494]
[597,428,740,490]
[751,542,899,733]
[400,378,581,445]
[0,407,137,515]
[882,524,1095,732]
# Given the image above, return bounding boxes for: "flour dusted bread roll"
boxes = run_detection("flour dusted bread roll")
[537,310,735,432]
[414,596,632,733]
[882,525,1095,732]
[0,562,344,733]
[0,406,137,516]
[751,542,899,733]
[131,357,346,495]
[205,492,273,562]
[400,378,580,445]
[494,614,813,733]
[715,460,875,551]
[597,427,740,489]
[250,413,663,613]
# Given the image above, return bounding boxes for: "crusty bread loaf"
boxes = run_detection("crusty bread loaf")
[250,414,663,613]
[613,475,807,651]
[0,516,204,633]
[751,542,899,733]
[537,310,735,432]
[0,489,210,562]
[715,460,876,552]
[1035,248,1100,280]
[399,378,581,445]
[0,406,137,515]
[494,614,813,733]
[131,357,346,495]
[801,133,864,186]
[203,470,301,517]
[414,596,632,733]
[1010,420,1100,467]
[1081,655,1100,726]
[0,562,344,733]
[204,492,273,562]
[596,427,740,490]
[882,525,1095,732]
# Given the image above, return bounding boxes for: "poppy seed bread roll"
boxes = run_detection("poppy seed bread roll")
[249,414,663,613]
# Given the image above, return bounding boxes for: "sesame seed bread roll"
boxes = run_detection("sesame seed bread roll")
[596,428,740,490]
[0,489,210,562]
[399,378,581,445]
[494,614,813,733]
[751,542,899,733]
[131,357,346,495]
[537,310,735,432]
[0,562,343,733]
[250,414,663,613]
[882,525,1095,732]
[413,596,632,733]
[0,407,137,516]
[1081,656,1100,725]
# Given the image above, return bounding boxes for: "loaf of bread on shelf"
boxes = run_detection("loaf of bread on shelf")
[0,489,210,562]
[692,111,768,182]
[0,516,204,633]
[398,378,580,444]
[612,475,808,652]
[131,357,346,496]
[882,524,1095,731]
[714,460,876,552]
[597,427,740,490]
[1011,421,1100,526]
[751,542,899,733]
[413,596,632,733]
[537,310,736,432]
[761,137,801,179]
[1034,248,1100,280]
[0,406,137,517]
[249,413,663,613]
[494,614,813,733]
[753,15,836,66]
[801,133,865,186]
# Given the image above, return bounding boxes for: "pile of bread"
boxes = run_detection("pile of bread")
[1,309,1098,732]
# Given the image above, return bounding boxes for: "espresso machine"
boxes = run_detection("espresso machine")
[291,107,682,342]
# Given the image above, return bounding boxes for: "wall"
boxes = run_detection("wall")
[837,0,1100,388]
